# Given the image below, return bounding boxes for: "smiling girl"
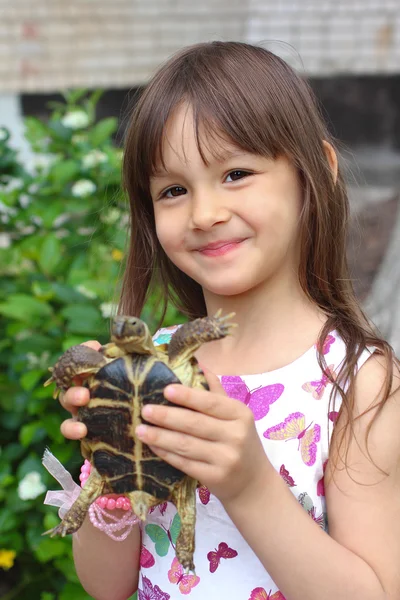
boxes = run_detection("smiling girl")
[58,42,400,600]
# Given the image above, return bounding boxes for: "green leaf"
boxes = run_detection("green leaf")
[88,118,117,146]
[39,234,62,275]
[61,304,103,335]
[49,159,80,186]
[0,294,52,321]
[0,508,18,533]
[19,421,47,447]
[20,369,44,391]
[35,538,68,562]
[59,582,93,600]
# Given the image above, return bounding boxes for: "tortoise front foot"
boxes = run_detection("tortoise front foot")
[43,519,77,538]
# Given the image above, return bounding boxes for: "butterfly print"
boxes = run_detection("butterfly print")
[328,410,339,423]
[145,512,181,557]
[149,502,168,516]
[221,376,284,420]
[140,545,155,569]
[138,575,170,600]
[279,464,296,487]
[249,588,286,600]
[316,334,335,355]
[263,412,321,466]
[197,485,210,505]
[298,492,325,529]
[207,542,238,573]
[168,557,200,594]
[302,365,336,400]
[317,459,328,497]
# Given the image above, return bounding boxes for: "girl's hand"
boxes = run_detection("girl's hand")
[59,340,101,440]
[136,366,271,507]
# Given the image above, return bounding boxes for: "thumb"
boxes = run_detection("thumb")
[198,363,226,396]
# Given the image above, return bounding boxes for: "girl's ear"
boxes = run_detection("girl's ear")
[323,140,338,184]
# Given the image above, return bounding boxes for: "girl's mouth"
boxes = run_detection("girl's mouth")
[197,238,246,257]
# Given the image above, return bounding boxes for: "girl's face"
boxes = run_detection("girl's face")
[150,105,303,299]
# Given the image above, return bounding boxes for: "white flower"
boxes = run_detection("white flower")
[53,213,70,228]
[0,127,8,141]
[82,150,108,169]
[61,110,90,130]
[19,194,31,208]
[100,302,118,318]
[0,178,24,193]
[18,471,46,500]
[100,208,121,225]
[76,284,97,299]
[28,183,39,195]
[54,229,70,239]
[31,215,43,227]
[71,179,96,197]
[0,233,11,248]
[33,154,59,172]
[77,226,95,235]
[71,134,87,145]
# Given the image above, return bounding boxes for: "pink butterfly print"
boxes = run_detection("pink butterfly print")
[197,485,210,505]
[207,542,238,573]
[149,502,168,515]
[279,464,296,487]
[138,575,170,600]
[263,412,321,466]
[249,588,286,600]
[221,376,284,420]
[298,492,325,529]
[140,544,155,568]
[316,334,335,355]
[302,365,336,400]
[167,557,200,594]
[317,459,328,497]
[328,410,339,423]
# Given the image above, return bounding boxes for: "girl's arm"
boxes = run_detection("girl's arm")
[73,516,140,600]
[137,362,400,600]
[224,355,400,600]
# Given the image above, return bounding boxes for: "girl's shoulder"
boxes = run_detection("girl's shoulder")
[152,323,182,346]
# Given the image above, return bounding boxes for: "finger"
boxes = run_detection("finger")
[136,424,215,463]
[60,386,90,415]
[199,364,227,396]
[148,445,209,482]
[60,418,87,440]
[163,384,239,420]
[72,341,102,386]
[141,403,221,441]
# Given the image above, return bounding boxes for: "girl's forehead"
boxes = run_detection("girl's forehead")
[155,104,245,173]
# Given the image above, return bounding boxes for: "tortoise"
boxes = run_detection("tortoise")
[43,310,236,571]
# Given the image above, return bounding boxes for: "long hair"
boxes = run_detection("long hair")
[120,41,398,469]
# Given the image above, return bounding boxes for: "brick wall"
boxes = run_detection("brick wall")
[1,0,399,92]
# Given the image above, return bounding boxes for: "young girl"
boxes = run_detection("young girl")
[58,41,400,600]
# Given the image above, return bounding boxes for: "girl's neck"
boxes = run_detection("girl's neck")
[197,277,327,375]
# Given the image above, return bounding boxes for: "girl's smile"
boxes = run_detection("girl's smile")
[195,237,248,257]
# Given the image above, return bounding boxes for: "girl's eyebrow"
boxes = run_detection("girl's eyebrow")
[152,150,250,178]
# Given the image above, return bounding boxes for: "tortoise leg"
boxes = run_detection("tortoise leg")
[172,476,197,573]
[168,310,237,370]
[44,345,107,398]
[44,468,104,537]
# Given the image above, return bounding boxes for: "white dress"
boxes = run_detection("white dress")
[136,327,374,600]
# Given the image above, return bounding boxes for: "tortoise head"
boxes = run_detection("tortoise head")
[111,316,156,355]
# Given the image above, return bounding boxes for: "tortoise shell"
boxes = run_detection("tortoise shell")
[80,353,184,498]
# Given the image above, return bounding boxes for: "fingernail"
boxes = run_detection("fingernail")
[76,424,86,437]
[75,390,87,404]
[164,385,176,399]
[136,425,147,439]
[142,405,152,418]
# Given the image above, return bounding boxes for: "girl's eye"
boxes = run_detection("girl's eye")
[225,170,251,182]
[161,186,186,199]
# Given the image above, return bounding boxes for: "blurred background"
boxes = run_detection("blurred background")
[0,0,399,598]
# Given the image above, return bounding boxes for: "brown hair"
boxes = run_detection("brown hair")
[120,41,398,468]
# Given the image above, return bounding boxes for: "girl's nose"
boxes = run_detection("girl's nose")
[189,192,231,231]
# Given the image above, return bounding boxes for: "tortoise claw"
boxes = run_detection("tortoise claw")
[42,522,71,538]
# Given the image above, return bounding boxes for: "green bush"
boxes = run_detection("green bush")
[0,91,182,599]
